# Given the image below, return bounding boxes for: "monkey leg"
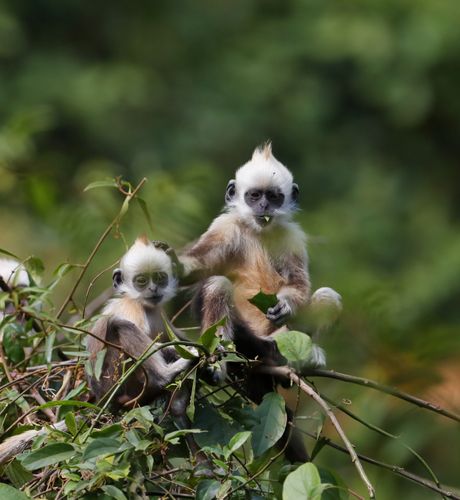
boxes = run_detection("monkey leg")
[196,280,309,463]
[169,382,213,476]
[198,276,235,338]
[198,276,279,358]
[106,319,192,404]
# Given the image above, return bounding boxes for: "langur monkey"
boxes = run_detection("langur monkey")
[0,259,29,290]
[179,143,342,462]
[87,236,196,412]
[0,258,30,319]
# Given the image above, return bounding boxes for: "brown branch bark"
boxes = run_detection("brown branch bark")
[302,368,460,423]
[260,365,376,498]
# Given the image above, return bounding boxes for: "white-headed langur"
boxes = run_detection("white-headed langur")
[179,143,342,462]
[86,236,206,464]
[0,258,33,325]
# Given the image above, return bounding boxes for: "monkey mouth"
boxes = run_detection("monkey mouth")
[255,215,273,226]
[144,295,163,304]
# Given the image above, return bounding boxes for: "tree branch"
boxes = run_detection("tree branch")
[302,368,460,424]
[260,365,376,499]
[297,427,460,500]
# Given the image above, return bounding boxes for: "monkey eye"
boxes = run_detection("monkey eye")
[133,274,148,288]
[152,272,169,287]
[266,190,284,203]
[247,189,262,200]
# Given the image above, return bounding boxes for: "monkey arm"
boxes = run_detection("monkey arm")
[179,236,226,284]
[105,319,193,393]
[267,254,311,324]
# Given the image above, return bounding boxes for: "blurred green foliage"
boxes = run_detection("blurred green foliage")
[0,0,459,497]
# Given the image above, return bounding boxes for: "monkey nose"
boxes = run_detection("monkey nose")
[259,200,269,211]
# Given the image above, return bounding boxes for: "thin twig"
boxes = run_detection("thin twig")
[261,365,376,499]
[171,300,192,324]
[320,391,445,498]
[56,178,147,319]
[304,368,460,423]
[297,428,460,500]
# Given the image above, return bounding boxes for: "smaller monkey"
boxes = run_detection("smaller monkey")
[87,236,195,409]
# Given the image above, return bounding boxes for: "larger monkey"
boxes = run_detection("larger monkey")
[180,143,340,462]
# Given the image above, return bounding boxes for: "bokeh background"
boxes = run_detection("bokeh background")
[1,1,459,497]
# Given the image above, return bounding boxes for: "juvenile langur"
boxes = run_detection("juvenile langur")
[180,143,341,462]
[87,236,195,410]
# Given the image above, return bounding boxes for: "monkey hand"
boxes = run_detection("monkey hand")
[152,240,185,278]
[266,298,292,325]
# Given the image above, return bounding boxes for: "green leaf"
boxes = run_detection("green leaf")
[94,348,107,381]
[0,248,19,259]
[186,371,197,421]
[24,256,45,282]
[274,330,312,364]
[45,330,56,364]
[196,479,221,500]
[83,179,118,192]
[0,483,29,500]
[164,428,203,445]
[21,443,75,470]
[224,431,251,459]
[319,467,350,500]
[102,485,128,500]
[282,462,326,500]
[163,319,197,359]
[136,197,155,234]
[194,401,242,448]
[83,438,121,460]
[90,424,123,439]
[65,412,77,436]
[4,460,33,489]
[3,327,25,364]
[310,436,328,461]
[251,393,287,457]
[248,290,278,314]
[52,262,76,278]
[199,316,226,353]
[37,399,100,411]
[119,196,130,217]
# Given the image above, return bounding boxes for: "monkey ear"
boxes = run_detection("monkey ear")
[225,180,236,204]
[291,183,299,203]
[112,268,123,290]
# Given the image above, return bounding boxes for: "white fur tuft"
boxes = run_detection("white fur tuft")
[310,287,342,311]
[0,258,29,287]
[309,344,327,367]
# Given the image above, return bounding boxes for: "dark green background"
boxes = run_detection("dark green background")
[1,1,459,497]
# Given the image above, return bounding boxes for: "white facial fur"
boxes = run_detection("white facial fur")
[118,240,177,305]
[228,144,297,228]
[0,258,30,287]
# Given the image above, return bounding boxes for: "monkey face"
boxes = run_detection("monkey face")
[243,187,285,226]
[113,239,178,306]
[132,270,170,305]
[225,145,300,230]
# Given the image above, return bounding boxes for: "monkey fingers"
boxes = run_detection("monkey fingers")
[151,240,171,252]
[152,241,184,278]
[266,298,292,325]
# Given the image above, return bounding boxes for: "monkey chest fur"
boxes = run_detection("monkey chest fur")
[228,236,287,337]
